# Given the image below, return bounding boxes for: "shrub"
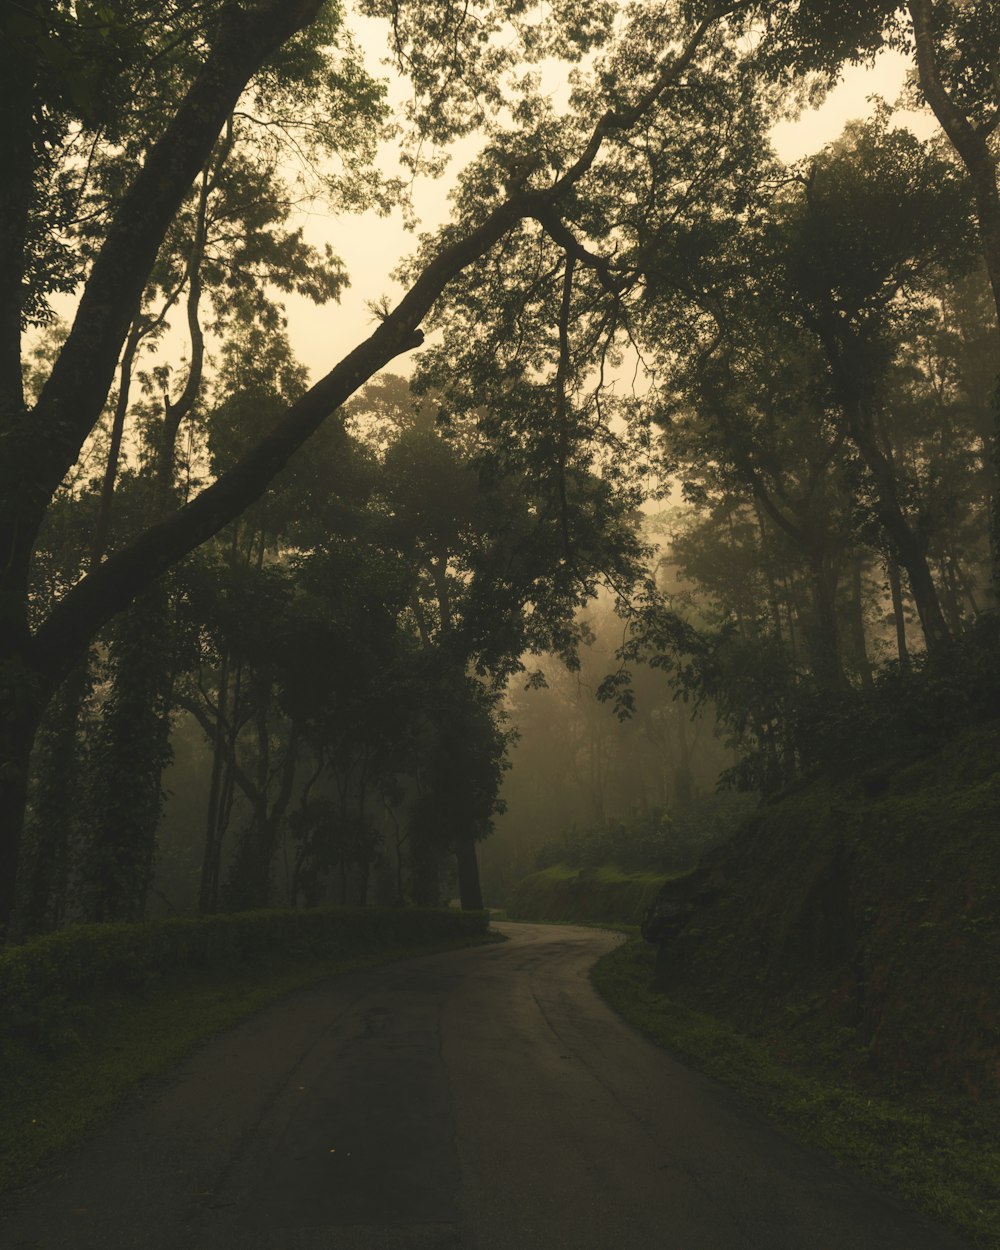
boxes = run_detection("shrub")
[534,792,757,875]
[0,905,486,1054]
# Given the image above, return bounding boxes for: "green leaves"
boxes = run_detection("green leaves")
[776,116,976,331]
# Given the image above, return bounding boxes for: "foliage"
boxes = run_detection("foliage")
[643,718,1000,1101]
[788,611,1000,777]
[7,0,1000,938]
[79,586,178,923]
[504,865,679,925]
[592,938,1000,1250]
[0,903,487,1055]
[534,792,756,874]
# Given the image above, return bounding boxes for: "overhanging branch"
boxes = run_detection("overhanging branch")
[29,6,730,683]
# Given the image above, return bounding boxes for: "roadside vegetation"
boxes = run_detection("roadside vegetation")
[505,864,679,926]
[589,715,1000,1249]
[501,794,754,924]
[593,937,1000,1249]
[0,907,496,1199]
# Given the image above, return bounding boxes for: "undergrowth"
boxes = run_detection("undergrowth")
[592,937,1000,1249]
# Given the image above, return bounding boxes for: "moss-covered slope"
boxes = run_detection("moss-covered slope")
[651,721,1000,1102]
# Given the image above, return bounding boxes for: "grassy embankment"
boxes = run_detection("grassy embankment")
[0,907,500,1199]
[594,938,999,1247]
[585,722,1000,1248]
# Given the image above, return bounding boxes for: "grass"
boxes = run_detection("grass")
[591,936,1000,1250]
[0,929,503,1201]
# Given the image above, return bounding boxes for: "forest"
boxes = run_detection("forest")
[1,0,998,942]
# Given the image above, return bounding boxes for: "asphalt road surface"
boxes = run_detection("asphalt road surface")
[1,922,972,1250]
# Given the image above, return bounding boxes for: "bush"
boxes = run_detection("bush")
[730,613,1000,790]
[507,865,678,925]
[0,905,486,1054]
[534,792,757,875]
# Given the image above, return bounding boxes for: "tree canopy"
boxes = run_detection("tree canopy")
[2,0,999,934]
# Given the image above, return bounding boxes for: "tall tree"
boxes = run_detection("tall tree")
[1,0,743,930]
[773,119,976,650]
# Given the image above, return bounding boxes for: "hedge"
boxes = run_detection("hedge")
[0,905,488,1053]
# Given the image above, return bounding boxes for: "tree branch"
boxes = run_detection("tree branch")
[531,208,628,297]
[29,0,326,518]
[908,0,1000,333]
[28,6,729,682]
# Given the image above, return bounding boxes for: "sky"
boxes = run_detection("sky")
[281,45,936,384]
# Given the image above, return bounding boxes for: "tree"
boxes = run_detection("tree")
[664,318,862,691]
[1,0,742,930]
[764,0,1000,577]
[773,119,976,651]
[345,375,651,907]
[407,668,509,911]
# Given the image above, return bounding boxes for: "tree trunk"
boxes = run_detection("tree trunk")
[908,0,1000,591]
[16,660,91,935]
[887,556,910,667]
[848,555,874,689]
[82,586,175,923]
[222,713,299,911]
[410,835,441,908]
[672,708,695,813]
[0,705,39,941]
[781,573,800,669]
[198,650,231,914]
[455,835,484,911]
[805,550,847,690]
[754,509,785,646]
[845,404,951,653]
[937,550,965,633]
[357,858,371,907]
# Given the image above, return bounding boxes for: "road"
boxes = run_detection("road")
[1,922,972,1250]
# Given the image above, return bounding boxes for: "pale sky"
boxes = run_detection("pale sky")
[282,46,935,384]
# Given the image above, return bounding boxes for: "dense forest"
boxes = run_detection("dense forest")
[2,0,998,941]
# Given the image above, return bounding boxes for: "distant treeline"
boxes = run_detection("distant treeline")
[533,794,757,877]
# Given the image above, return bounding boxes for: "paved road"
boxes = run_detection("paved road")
[1,922,972,1249]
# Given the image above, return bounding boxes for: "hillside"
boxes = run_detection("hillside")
[645,720,1000,1102]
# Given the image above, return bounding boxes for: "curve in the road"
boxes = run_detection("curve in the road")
[0,921,973,1249]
